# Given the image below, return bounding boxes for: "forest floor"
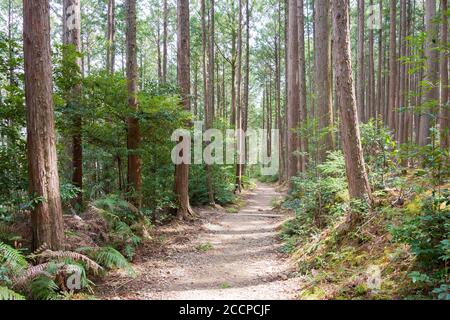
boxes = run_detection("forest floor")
[96,183,301,300]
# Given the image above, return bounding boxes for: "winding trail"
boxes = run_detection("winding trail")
[98,184,299,300]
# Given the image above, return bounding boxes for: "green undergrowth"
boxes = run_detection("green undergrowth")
[280,123,449,300]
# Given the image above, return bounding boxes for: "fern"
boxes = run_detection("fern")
[13,262,57,289]
[31,250,103,274]
[0,223,21,244]
[77,246,135,275]
[0,242,28,272]
[28,274,61,300]
[0,286,25,300]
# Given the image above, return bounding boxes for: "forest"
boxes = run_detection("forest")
[0,0,448,301]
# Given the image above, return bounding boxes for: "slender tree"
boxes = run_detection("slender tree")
[297,0,307,171]
[377,0,384,122]
[398,0,408,144]
[388,0,397,132]
[314,0,333,162]
[125,0,142,208]
[332,0,373,202]
[206,0,215,204]
[235,0,244,193]
[368,0,376,120]
[440,0,449,150]
[24,0,64,250]
[106,0,116,74]
[63,0,83,208]
[163,0,168,83]
[419,0,439,146]
[357,0,366,122]
[287,0,300,187]
[175,0,195,219]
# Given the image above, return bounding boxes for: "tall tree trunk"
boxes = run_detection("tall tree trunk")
[297,0,307,170]
[206,0,215,204]
[222,60,226,119]
[419,0,439,146]
[106,0,116,74]
[440,0,449,150]
[193,59,199,116]
[332,0,373,202]
[242,0,250,177]
[283,0,289,183]
[287,0,300,187]
[276,1,284,182]
[175,0,194,219]
[63,0,83,208]
[357,0,366,122]
[24,0,64,250]
[230,26,237,127]
[398,0,408,144]
[163,0,168,83]
[208,0,215,121]
[388,0,397,132]
[314,0,333,162]
[157,16,162,83]
[125,0,142,208]
[235,0,244,193]
[201,0,208,120]
[368,0,376,120]
[377,0,384,122]
[8,0,14,86]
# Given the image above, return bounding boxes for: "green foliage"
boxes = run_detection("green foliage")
[28,273,62,300]
[281,151,349,252]
[91,196,149,259]
[391,191,450,296]
[195,242,214,252]
[359,120,397,189]
[0,242,28,273]
[0,242,105,300]
[77,246,134,275]
[60,183,83,204]
[189,165,236,205]
[0,286,25,300]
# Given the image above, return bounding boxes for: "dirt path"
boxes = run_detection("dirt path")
[98,184,300,300]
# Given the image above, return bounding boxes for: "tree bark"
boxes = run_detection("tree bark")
[287,0,300,187]
[243,0,250,169]
[24,0,64,250]
[440,0,449,150]
[7,0,14,86]
[175,0,195,219]
[157,14,162,83]
[276,1,285,183]
[163,0,168,83]
[297,0,307,170]
[419,0,439,146]
[106,0,116,74]
[206,0,215,204]
[398,0,408,144]
[357,0,366,122]
[388,0,397,133]
[230,23,237,127]
[314,0,333,162]
[63,0,83,208]
[235,0,244,193]
[368,0,376,120]
[332,0,373,203]
[125,0,142,208]
[377,0,384,122]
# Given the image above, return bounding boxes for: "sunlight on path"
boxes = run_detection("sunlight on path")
[101,184,299,300]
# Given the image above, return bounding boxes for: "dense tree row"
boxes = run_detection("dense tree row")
[0,0,448,258]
